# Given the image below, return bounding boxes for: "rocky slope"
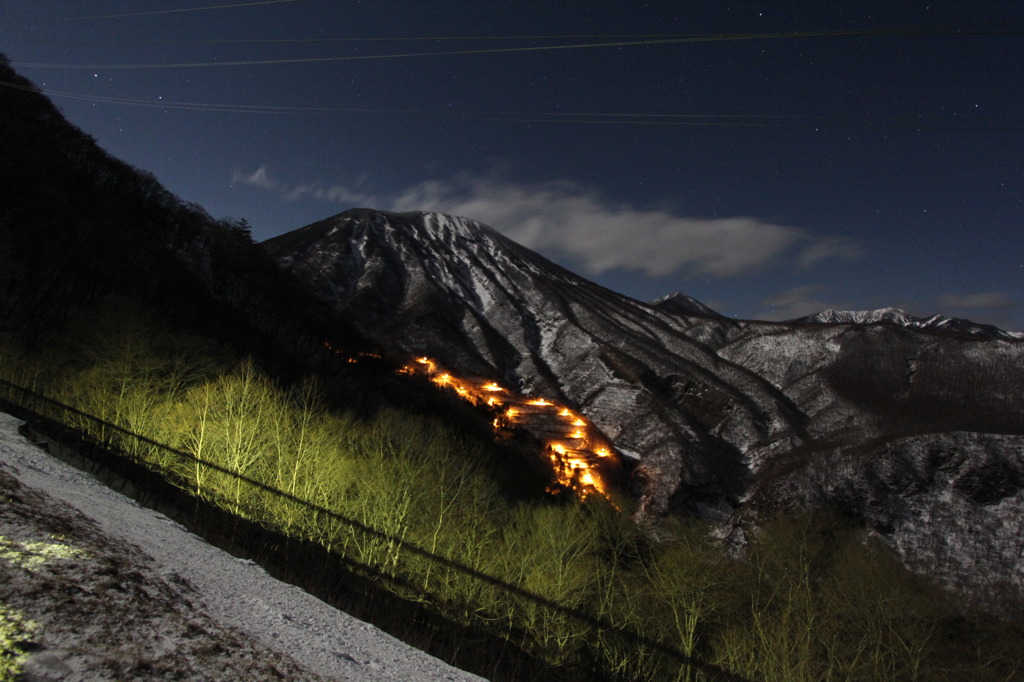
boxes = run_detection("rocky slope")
[265,208,1024,596]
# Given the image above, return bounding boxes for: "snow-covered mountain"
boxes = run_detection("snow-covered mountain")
[265,208,1024,596]
[265,209,805,514]
[792,307,1023,340]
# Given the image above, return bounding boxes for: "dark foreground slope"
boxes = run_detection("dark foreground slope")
[0,412,484,681]
[267,208,1024,595]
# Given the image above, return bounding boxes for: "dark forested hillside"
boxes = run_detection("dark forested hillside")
[0,55,555,499]
[0,54,353,372]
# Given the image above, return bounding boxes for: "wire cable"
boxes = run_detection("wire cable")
[10,24,1023,70]
[9,22,1021,45]
[3,79,1020,132]
[58,0,302,22]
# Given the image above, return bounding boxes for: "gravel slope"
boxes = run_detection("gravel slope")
[0,412,485,681]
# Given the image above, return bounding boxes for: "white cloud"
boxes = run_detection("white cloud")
[285,183,374,205]
[387,176,852,279]
[233,165,377,204]
[936,291,1016,310]
[799,236,862,268]
[238,169,860,279]
[231,164,278,189]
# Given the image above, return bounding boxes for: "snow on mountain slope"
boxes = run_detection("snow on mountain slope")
[0,412,484,682]
[744,429,1024,597]
[713,321,1024,593]
[791,307,1023,340]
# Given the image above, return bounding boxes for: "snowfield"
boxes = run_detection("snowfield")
[0,412,485,681]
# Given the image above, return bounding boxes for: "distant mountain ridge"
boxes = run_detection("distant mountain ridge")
[791,306,1023,340]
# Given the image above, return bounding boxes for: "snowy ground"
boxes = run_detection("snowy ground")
[0,412,485,681]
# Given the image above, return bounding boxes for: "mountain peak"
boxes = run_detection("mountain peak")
[268,208,494,243]
[649,292,724,319]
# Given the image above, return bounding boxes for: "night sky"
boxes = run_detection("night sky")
[2,1,1022,329]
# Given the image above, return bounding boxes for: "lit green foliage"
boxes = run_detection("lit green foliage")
[636,520,743,682]
[0,603,38,681]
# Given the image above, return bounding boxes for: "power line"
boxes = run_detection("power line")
[3,79,1020,132]
[9,24,1023,70]
[7,36,779,69]
[60,0,302,22]
[8,23,1021,45]
[5,36,754,70]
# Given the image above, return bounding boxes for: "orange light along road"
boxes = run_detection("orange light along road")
[399,356,617,502]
